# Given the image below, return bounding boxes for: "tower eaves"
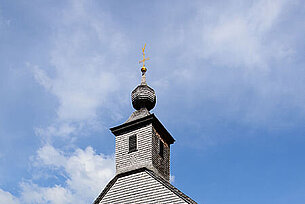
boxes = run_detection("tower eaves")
[110,113,175,145]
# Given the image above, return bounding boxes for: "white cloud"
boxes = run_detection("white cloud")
[157,0,305,129]
[32,0,126,123]
[194,0,291,68]
[0,145,115,204]
[0,189,20,204]
[36,145,67,167]
[30,0,133,141]
[161,0,293,70]
[8,144,115,204]
[34,123,78,142]
[33,145,114,203]
[20,183,73,204]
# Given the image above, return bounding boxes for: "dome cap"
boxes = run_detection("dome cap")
[131,84,156,111]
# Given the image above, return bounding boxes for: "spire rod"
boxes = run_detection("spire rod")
[139,43,150,85]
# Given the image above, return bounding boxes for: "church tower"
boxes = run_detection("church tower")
[94,45,196,204]
[111,56,174,181]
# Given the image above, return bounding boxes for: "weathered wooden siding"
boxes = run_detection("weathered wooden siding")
[99,171,187,204]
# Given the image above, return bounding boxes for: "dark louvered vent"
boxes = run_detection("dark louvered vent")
[159,139,164,158]
[129,135,137,153]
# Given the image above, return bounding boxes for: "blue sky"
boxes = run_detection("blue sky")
[0,0,305,203]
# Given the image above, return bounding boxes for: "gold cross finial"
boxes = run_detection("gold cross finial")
[139,43,150,73]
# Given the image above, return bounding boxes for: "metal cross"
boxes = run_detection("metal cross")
[139,43,150,68]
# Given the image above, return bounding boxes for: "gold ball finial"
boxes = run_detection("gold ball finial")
[141,66,147,73]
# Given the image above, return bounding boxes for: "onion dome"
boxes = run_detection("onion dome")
[131,64,156,111]
[130,43,156,112]
[131,84,156,111]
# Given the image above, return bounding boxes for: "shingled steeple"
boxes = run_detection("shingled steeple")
[110,46,174,181]
[94,45,196,204]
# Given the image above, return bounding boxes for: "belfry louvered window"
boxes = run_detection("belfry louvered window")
[159,139,164,158]
[129,135,137,153]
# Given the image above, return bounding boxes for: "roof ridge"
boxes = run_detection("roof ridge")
[93,168,197,204]
[93,168,147,204]
[93,176,118,204]
[144,169,197,204]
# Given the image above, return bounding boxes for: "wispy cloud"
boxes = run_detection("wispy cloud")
[158,0,305,130]
[195,0,292,68]
[166,0,294,69]
[33,1,127,122]
[30,0,133,142]
[0,8,10,30]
